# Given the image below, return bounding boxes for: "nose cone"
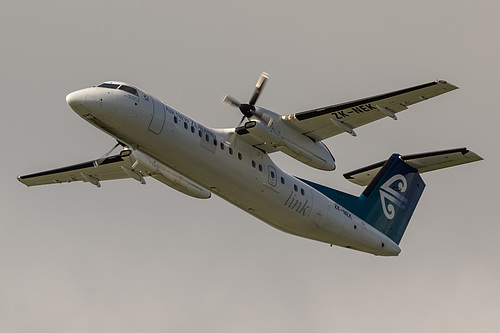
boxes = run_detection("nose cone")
[66,90,85,111]
[66,88,102,116]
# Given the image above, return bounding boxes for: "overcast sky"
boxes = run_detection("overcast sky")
[2,1,498,332]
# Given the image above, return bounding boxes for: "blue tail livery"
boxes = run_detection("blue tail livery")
[302,148,482,250]
[355,155,425,244]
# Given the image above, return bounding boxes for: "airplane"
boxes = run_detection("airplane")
[18,73,482,256]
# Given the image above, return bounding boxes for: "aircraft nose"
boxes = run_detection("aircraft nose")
[66,88,103,115]
[66,90,85,110]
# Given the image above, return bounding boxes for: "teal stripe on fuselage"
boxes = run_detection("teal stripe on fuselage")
[299,178,359,213]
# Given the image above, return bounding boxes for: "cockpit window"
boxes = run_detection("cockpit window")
[119,85,139,96]
[97,83,120,89]
[97,83,139,96]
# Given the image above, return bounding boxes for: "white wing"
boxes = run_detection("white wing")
[282,80,458,141]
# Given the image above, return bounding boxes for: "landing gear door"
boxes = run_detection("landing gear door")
[149,97,165,134]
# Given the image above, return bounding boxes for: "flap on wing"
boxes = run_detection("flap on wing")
[282,80,458,141]
[18,152,145,187]
[344,148,483,186]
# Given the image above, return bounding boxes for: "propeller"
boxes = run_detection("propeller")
[93,141,126,167]
[222,72,270,144]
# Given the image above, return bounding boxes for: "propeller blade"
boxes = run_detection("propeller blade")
[221,94,240,108]
[267,117,273,127]
[225,115,246,145]
[249,72,269,106]
[256,72,269,89]
[93,142,121,167]
[237,114,246,127]
[130,151,140,169]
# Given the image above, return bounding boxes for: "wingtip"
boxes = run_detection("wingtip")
[437,79,459,90]
[17,175,30,187]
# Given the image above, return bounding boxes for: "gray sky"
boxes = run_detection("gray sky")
[2,0,498,332]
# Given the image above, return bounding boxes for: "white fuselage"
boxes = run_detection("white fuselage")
[66,84,401,256]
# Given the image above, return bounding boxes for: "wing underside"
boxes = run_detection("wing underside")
[17,153,145,187]
[18,150,212,199]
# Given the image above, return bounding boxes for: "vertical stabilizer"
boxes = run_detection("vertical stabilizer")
[303,148,481,249]
[356,155,426,244]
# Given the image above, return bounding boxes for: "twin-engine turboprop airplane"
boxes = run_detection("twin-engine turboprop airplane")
[18,73,482,256]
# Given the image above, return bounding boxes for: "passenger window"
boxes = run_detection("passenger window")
[238,152,242,160]
[174,116,178,123]
[184,122,188,130]
[229,147,233,155]
[258,164,263,172]
[252,161,256,168]
[280,177,285,185]
[220,143,224,150]
[300,188,305,196]
[213,139,217,146]
[191,126,195,133]
[294,184,298,192]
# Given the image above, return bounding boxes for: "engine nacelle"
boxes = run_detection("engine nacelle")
[120,149,211,199]
[244,118,335,171]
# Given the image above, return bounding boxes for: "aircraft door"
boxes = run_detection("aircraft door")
[309,191,328,227]
[149,97,166,134]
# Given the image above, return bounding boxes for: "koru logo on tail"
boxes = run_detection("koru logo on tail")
[379,174,409,220]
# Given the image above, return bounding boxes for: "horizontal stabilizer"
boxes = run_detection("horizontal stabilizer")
[344,148,483,186]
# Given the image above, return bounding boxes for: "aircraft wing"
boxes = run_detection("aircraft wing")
[282,80,458,141]
[17,152,147,187]
[18,150,212,198]
[343,147,483,186]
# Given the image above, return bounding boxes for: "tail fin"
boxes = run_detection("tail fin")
[301,148,481,247]
[356,154,425,244]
